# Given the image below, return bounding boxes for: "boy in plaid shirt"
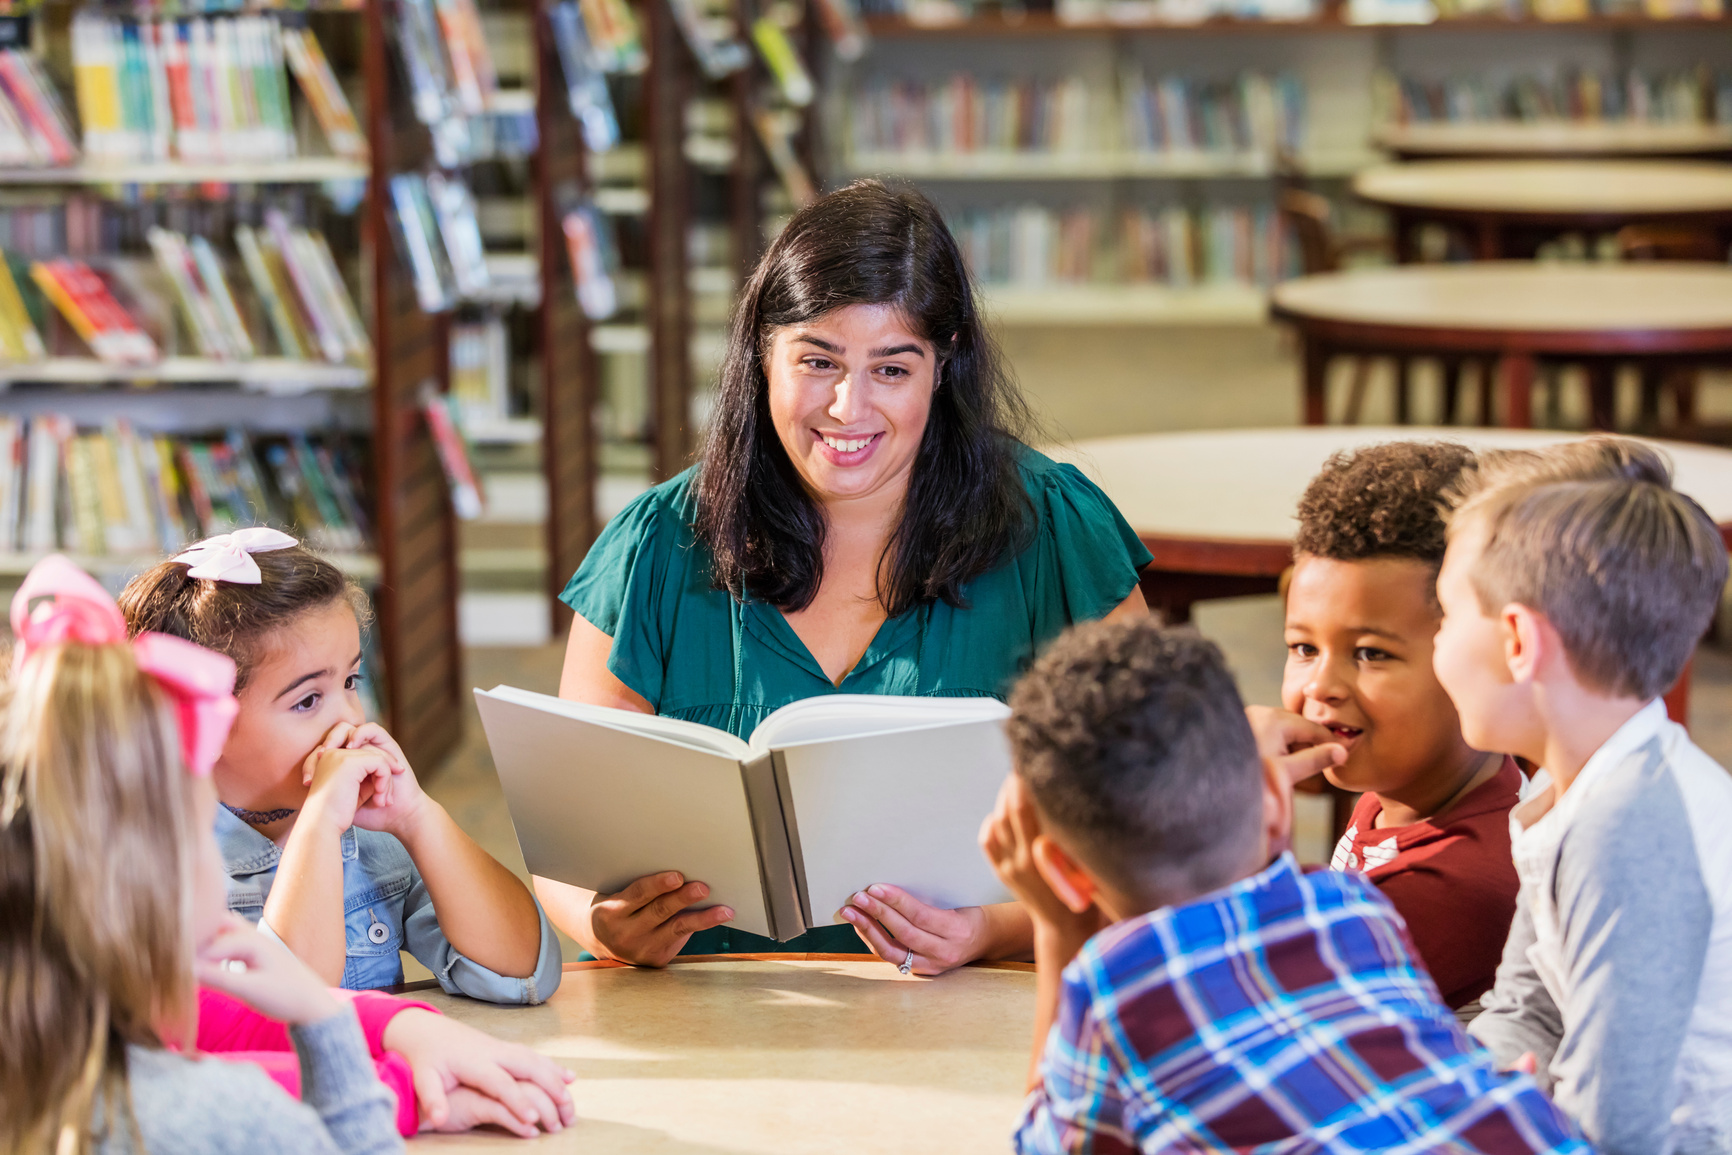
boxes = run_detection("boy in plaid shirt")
[981,619,1588,1154]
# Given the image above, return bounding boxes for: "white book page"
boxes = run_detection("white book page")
[483,684,752,759]
[747,693,1010,754]
[474,688,772,938]
[776,716,1015,925]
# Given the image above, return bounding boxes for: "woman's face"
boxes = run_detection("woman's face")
[765,303,939,508]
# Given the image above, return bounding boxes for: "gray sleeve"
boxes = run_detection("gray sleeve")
[402,864,564,1005]
[1468,887,1565,1079]
[120,1042,394,1155]
[1545,750,1710,1155]
[289,1010,404,1155]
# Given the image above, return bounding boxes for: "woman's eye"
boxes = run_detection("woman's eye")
[802,357,835,371]
[879,364,907,378]
[292,693,321,713]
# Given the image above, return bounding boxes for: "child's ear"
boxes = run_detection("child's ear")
[1502,603,1545,685]
[1031,835,1098,915]
[1261,755,1295,862]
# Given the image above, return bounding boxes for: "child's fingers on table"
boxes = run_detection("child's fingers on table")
[511,1079,565,1133]
[434,1087,539,1139]
[410,1063,452,1129]
[496,1046,578,1105]
[452,1055,543,1126]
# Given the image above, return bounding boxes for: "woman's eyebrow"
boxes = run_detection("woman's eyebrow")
[274,669,331,701]
[870,343,926,358]
[793,334,841,353]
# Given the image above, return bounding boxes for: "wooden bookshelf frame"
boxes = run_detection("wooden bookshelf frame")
[647,0,697,483]
[362,0,464,772]
[534,0,602,636]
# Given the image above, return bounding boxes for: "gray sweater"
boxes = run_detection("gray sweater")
[95,1008,402,1154]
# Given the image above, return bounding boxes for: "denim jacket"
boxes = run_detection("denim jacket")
[217,806,562,1003]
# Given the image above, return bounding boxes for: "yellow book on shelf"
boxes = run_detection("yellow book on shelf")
[1530,0,1589,19]
[66,435,107,556]
[0,252,43,361]
[88,431,137,551]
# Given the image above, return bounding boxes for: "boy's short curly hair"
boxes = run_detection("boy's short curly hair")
[1294,441,1479,567]
[1007,618,1264,898]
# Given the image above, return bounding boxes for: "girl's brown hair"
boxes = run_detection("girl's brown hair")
[0,642,198,1154]
[118,544,369,690]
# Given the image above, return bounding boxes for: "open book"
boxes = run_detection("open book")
[475,687,1016,942]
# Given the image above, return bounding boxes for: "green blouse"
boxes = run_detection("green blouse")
[559,445,1152,955]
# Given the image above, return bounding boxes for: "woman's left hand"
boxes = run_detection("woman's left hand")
[839,886,992,976]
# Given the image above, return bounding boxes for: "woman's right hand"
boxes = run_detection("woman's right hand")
[195,916,342,1027]
[587,872,735,967]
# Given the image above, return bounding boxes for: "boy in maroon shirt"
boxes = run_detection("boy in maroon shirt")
[1250,440,1519,1011]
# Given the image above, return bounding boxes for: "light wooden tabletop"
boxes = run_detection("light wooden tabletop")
[1373,122,1732,159]
[1353,160,1732,215]
[407,956,1035,1153]
[1268,263,1732,335]
[1046,427,1732,545]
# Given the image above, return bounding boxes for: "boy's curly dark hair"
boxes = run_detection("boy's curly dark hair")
[1007,619,1263,898]
[1294,441,1478,567]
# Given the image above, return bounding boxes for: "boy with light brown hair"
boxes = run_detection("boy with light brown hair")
[1433,436,1732,1155]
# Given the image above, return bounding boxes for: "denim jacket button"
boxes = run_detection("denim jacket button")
[368,921,391,944]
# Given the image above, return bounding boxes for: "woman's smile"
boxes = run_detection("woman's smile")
[816,429,885,465]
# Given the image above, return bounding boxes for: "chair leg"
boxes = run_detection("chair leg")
[1394,358,1412,424]
[1477,361,1497,427]
[1342,358,1371,425]
[1639,366,1664,434]
[1441,357,1463,425]
[1674,369,1700,428]
[1586,362,1617,431]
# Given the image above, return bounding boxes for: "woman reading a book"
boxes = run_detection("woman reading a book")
[541,180,1151,972]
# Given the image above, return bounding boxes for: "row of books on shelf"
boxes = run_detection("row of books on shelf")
[58,12,363,167]
[449,314,510,428]
[0,418,368,557]
[0,215,367,366]
[850,70,1305,157]
[952,202,1297,289]
[1387,68,1731,125]
[388,170,490,313]
[857,0,1721,21]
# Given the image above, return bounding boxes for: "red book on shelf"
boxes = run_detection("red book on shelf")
[0,51,76,165]
[33,259,158,365]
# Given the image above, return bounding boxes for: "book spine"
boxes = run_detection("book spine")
[281,26,367,161]
[23,416,59,551]
[0,414,18,554]
[110,419,161,554]
[235,223,305,358]
[190,235,255,358]
[67,434,106,555]
[266,209,346,361]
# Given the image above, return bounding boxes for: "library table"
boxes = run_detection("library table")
[405,955,1035,1153]
[1374,122,1732,163]
[1045,426,1732,724]
[1352,160,1732,260]
[1268,263,1732,429]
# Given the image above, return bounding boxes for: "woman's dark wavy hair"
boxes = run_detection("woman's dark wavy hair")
[694,179,1033,616]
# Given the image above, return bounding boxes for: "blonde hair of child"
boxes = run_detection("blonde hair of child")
[0,642,198,1155]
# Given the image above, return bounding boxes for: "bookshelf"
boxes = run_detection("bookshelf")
[820,8,1732,324]
[0,2,465,771]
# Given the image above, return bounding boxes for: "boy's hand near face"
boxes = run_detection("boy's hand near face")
[1245,705,1347,787]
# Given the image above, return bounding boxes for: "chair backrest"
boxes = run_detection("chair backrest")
[1616,224,1728,263]
[1278,188,1337,275]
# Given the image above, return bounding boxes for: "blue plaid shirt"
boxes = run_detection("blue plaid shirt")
[1016,853,1592,1154]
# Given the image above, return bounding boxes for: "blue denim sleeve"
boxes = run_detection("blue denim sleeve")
[400,864,564,1005]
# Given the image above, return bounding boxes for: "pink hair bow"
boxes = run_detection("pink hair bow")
[10,554,239,777]
[171,527,298,585]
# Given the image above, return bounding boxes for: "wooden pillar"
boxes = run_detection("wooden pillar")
[646,0,694,482]
[1301,331,1331,425]
[362,0,461,771]
[536,0,600,634]
[1502,352,1535,429]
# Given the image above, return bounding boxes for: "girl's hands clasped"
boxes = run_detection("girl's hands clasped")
[380,1008,576,1137]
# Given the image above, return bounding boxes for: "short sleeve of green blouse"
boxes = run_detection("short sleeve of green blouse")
[1013,450,1154,632]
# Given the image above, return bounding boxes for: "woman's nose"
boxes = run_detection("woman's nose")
[827,374,865,424]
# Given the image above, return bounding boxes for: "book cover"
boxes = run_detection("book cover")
[421,386,484,520]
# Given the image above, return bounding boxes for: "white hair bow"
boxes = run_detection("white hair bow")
[171,527,299,585]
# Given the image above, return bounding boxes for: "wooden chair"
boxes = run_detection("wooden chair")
[1616,224,1728,433]
[1281,189,1472,426]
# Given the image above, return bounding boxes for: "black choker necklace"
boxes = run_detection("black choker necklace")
[222,801,297,825]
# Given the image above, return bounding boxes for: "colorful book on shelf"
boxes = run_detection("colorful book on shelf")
[280,25,367,162]
[264,208,347,362]
[750,19,814,108]
[559,201,620,321]
[752,109,817,208]
[0,415,19,553]
[550,0,623,151]
[0,248,44,361]
[421,388,484,521]
[0,48,80,166]
[425,170,490,299]
[235,222,307,358]
[394,0,459,127]
[666,0,749,80]
[387,173,456,313]
[450,316,511,426]
[431,0,498,116]
[30,259,158,365]
[575,0,646,73]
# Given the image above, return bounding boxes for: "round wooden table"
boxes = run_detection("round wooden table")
[1268,263,1732,428]
[405,955,1035,1153]
[1045,426,1732,725]
[1352,160,1732,261]
[1373,122,1732,163]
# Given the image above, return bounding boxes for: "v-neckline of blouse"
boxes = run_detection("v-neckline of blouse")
[745,597,926,689]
